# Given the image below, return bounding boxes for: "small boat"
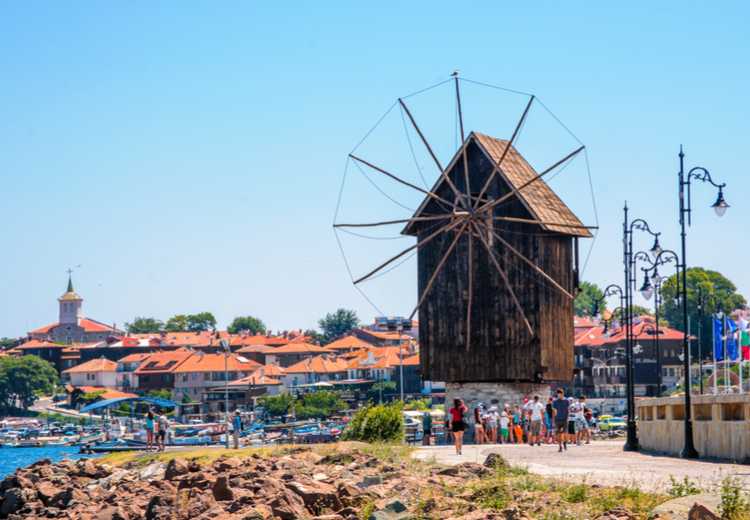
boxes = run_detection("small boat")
[82,438,148,454]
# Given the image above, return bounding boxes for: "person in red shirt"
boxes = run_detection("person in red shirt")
[448,398,468,455]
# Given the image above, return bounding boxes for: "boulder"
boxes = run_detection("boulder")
[269,488,308,520]
[96,505,130,520]
[688,503,721,520]
[212,476,234,501]
[35,482,62,506]
[287,479,342,512]
[164,458,189,480]
[238,504,274,519]
[357,476,382,488]
[483,453,508,469]
[214,457,243,473]
[0,488,25,516]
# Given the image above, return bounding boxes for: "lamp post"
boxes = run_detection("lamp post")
[677,147,728,459]
[623,205,662,452]
[635,250,680,396]
[220,339,231,449]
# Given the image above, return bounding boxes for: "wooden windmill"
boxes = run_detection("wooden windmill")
[335,76,595,384]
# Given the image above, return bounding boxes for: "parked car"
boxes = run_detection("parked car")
[598,415,626,431]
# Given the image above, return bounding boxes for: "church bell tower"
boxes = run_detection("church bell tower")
[58,274,83,325]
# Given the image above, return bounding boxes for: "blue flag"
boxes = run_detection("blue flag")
[726,318,739,361]
[713,317,724,361]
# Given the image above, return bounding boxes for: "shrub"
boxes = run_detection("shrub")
[667,475,701,498]
[342,402,404,442]
[403,398,431,411]
[720,476,749,520]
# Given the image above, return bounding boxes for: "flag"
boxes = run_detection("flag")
[741,330,750,361]
[727,318,739,361]
[713,317,724,361]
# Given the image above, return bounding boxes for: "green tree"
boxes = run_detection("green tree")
[612,305,653,320]
[0,338,19,350]
[259,393,295,417]
[227,316,266,335]
[304,329,325,345]
[342,402,404,442]
[165,314,189,332]
[318,308,360,343]
[125,317,164,334]
[186,312,217,332]
[659,267,747,358]
[295,390,346,420]
[574,281,604,317]
[0,356,58,410]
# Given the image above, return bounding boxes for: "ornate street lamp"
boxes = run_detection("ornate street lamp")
[622,206,662,452]
[677,147,728,459]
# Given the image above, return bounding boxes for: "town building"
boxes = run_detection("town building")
[133,349,193,392]
[28,276,123,344]
[14,339,105,373]
[61,357,118,387]
[172,352,260,402]
[282,356,348,388]
[265,342,328,367]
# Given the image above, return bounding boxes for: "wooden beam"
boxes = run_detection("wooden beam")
[353,218,463,285]
[408,220,470,320]
[477,145,585,215]
[334,215,450,229]
[473,95,534,209]
[349,154,455,208]
[465,227,473,351]
[398,98,466,208]
[472,221,534,336]
[454,76,465,143]
[475,220,575,300]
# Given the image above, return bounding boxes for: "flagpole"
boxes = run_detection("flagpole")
[713,314,718,395]
[723,316,728,394]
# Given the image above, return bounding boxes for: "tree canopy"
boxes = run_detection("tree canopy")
[227,316,266,335]
[0,338,19,350]
[125,317,164,334]
[659,267,746,357]
[574,281,605,317]
[318,308,360,343]
[164,313,217,332]
[0,355,58,410]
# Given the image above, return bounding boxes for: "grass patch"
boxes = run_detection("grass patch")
[562,483,588,503]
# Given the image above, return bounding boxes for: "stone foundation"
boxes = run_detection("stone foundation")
[446,382,552,411]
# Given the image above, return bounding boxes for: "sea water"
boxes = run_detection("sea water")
[0,445,89,478]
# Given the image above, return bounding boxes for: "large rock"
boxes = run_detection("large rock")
[96,505,131,520]
[164,458,189,480]
[0,488,25,516]
[483,453,508,469]
[688,503,721,520]
[213,457,243,473]
[35,481,62,506]
[269,488,308,520]
[212,476,234,501]
[287,478,342,512]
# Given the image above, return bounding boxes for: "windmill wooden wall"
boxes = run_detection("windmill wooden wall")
[407,134,584,383]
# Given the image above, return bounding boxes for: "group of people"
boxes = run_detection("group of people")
[144,410,170,451]
[446,389,594,455]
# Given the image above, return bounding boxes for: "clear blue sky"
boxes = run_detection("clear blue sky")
[2,2,749,337]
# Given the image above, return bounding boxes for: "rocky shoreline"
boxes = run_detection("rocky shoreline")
[0,444,673,519]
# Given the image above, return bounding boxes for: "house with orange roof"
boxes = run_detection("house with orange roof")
[16,338,105,373]
[346,347,422,395]
[172,352,261,402]
[572,315,690,398]
[28,276,124,345]
[134,349,194,392]
[62,357,118,388]
[282,355,348,387]
[265,342,329,367]
[67,386,137,409]
[323,335,374,353]
[115,353,152,391]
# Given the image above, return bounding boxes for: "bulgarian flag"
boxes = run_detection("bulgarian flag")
[742,330,750,361]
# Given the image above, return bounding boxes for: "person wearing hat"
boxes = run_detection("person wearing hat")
[232,410,243,449]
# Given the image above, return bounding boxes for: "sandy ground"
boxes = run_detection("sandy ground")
[413,440,750,493]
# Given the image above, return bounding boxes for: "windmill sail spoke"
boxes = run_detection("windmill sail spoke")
[353,218,463,285]
[408,220,470,320]
[492,216,598,230]
[473,95,534,209]
[474,220,574,300]
[472,222,534,336]
[334,215,451,229]
[465,228,473,351]
[477,145,585,216]
[398,98,467,209]
[349,154,456,208]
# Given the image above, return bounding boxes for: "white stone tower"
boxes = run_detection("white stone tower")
[58,274,83,325]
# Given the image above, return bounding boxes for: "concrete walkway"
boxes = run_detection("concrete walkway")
[413,440,750,493]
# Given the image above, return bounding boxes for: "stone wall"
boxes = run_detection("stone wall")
[637,394,750,462]
[446,382,552,416]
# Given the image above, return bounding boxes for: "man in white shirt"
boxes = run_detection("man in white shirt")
[528,395,545,446]
[569,398,585,446]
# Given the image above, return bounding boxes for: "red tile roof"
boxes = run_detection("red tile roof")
[173,353,260,374]
[63,358,117,374]
[134,349,193,374]
[30,318,119,335]
[71,386,137,400]
[270,342,328,355]
[16,339,102,350]
[323,335,374,351]
[285,356,348,374]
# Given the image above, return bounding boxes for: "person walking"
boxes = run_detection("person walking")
[473,404,485,444]
[145,411,155,452]
[528,395,545,446]
[448,398,468,455]
[552,388,570,452]
[156,412,169,452]
[232,410,243,449]
[422,410,433,446]
[544,397,555,444]
[499,406,510,443]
